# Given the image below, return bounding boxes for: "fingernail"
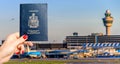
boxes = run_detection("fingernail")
[23,34,28,40]
[22,50,24,54]
[16,52,20,54]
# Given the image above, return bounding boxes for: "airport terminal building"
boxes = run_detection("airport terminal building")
[66,33,120,49]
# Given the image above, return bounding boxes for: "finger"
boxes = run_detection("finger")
[15,42,33,52]
[17,44,25,51]
[14,48,20,54]
[12,32,19,39]
[24,41,33,46]
[19,45,25,54]
[7,32,19,39]
[14,34,28,45]
[5,32,20,43]
[15,44,25,54]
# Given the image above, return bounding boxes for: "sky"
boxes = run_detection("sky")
[0,0,120,43]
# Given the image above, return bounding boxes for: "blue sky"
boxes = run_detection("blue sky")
[0,0,120,42]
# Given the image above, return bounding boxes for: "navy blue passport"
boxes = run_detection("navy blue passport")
[20,4,48,41]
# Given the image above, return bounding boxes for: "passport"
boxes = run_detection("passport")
[20,4,48,41]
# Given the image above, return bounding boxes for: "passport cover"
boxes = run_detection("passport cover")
[20,4,48,41]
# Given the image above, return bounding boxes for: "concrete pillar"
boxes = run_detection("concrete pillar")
[106,27,111,35]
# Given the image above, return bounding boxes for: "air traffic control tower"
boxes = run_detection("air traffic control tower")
[103,10,113,35]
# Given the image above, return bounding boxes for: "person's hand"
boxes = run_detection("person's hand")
[0,32,33,63]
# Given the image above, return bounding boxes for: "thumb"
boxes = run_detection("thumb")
[15,35,28,45]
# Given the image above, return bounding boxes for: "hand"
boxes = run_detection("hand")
[0,32,33,63]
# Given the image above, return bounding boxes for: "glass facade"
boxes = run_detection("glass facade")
[66,34,120,49]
